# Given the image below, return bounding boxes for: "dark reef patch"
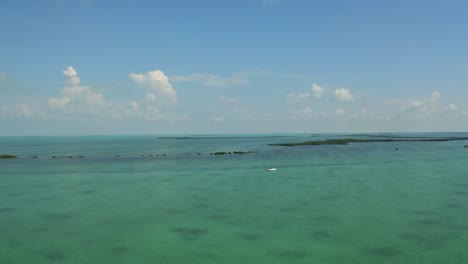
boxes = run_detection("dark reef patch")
[318,194,342,201]
[364,246,400,258]
[445,203,461,208]
[171,227,207,241]
[280,207,299,213]
[79,189,95,194]
[44,251,67,261]
[206,214,232,221]
[412,210,437,216]
[412,219,441,226]
[311,216,339,224]
[309,230,333,239]
[239,233,263,241]
[399,232,428,243]
[0,207,16,213]
[399,232,449,251]
[271,249,308,259]
[110,245,128,254]
[44,213,75,221]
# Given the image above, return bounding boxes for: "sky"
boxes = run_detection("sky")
[1,0,468,135]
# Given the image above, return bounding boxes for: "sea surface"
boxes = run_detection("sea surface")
[1,133,468,264]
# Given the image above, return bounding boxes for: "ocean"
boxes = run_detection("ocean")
[1,133,468,263]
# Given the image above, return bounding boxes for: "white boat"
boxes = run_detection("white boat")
[267,167,277,171]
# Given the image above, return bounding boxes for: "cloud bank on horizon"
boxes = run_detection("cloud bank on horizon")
[1,0,467,134]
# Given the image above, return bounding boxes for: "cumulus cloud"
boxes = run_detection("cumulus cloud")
[288,107,324,120]
[129,101,140,110]
[48,96,71,108]
[411,100,424,108]
[311,84,325,98]
[334,88,354,102]
[404,92,446,114]
[1,103,47,119]
[63,86,90,97]
[233,107,272,122]
[430,91,441,101]
[220,96,238,104]
[335,108,345,116]
[286,92,310,103]
[286,83,326,103]
[48,66,109,110]
[350,108,374,120]
[171,70,269,88]
[62,66,80,87]
[129,70,177,103]
[210,116,224,123]
[172,73,246,87]
[146,93,157,103]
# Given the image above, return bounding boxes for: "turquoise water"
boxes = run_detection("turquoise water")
[1,134,468,263]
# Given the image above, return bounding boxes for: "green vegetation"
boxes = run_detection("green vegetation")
[211,151,257,155]
[0,154,17,159]
[269,137,468,147]
[51,155,85,159]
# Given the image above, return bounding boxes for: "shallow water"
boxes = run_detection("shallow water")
[1,133,468,263]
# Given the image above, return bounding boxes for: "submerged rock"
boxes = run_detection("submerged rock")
[0,154,17,159]
[211,151,257,155]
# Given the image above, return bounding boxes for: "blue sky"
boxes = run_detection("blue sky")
[1,0,467,135]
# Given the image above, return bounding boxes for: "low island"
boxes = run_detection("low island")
[269,137,468,147]
[0,154,17,159]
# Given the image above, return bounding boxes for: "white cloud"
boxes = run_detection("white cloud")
[48,96,71,108]
[286,92,310,103]
[129,70,177,103]
[411,100,424,108]
[449,104,457,111]
[288,107,324,120]
[311,84,325,98]
[430,91,441,101]
[63,86,90,97]
[85,92,107,107]
[404,91,445,114]
[1,103,47,119]
[171,70,269,88]
[146,93,157,103]
[62,66,80,87]
[350,108,374,120]
[335,108,345,116]
[49,66,109,110]
[210,116,224,123]
[334,88,354,102]
[286,83,326,103]
[233,107,272,122]
[220,96,238,104]
[172,73,246,87]
[2,67,188,123]
[129,101,140,110]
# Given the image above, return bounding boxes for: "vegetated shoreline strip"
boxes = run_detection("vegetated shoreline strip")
[158,136,290,139]
[268,137,468,147]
